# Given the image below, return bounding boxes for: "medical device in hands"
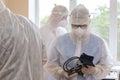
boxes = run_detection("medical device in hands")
[63,53,95,76]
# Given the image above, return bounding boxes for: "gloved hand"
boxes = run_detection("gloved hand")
[61,71,78,78]
[58,69,77,79]
[81,66,100,75]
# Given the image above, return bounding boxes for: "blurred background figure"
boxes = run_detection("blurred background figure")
[40,5,68,80]
[40,5,68,54]
[0,0,43,80]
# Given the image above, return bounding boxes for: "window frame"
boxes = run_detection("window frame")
[109,0,118,61]
[28,0,40,27]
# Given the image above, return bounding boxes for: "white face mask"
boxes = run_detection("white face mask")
[57,19,68,27]
[72,27,87,40]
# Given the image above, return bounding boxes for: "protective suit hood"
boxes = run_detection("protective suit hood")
[52,5,68,17]
[70,4,90,43]
[70,4,90,25]
[48,5,68,28]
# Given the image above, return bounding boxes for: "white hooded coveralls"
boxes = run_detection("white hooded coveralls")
[0,1,43,80]
[45,33,112,80]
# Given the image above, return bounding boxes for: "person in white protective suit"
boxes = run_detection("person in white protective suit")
[40,5,68,57]
[0,1,43,80]
[44,4,113,80]
[40,5,68,80]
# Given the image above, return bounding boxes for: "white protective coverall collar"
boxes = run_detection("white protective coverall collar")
[0,1,43,80]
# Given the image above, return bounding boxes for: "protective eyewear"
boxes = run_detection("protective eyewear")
[71,24,88,29]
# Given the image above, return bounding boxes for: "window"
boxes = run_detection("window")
[28,0,39,27]
[117,0,120,60]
